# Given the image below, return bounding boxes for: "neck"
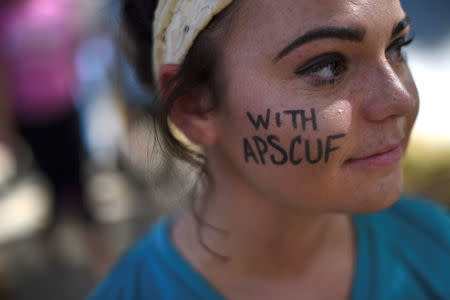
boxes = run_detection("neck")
[172,163,355,283]
[171,154,356,298]
[196,183,353,276]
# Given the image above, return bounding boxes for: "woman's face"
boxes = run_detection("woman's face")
[210,0,419,213]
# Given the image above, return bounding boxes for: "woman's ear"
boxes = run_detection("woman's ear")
[158,64,218,147]
[158,64,179,99]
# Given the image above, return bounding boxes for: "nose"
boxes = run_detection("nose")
[361,60,417,122]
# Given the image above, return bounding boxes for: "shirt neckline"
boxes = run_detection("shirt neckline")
[154,215,369,300]
[154,217,227,300]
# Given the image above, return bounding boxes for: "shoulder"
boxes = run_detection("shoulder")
[353,195,450,299]
[368,194,450,260]
[86,217,173,300]
[375,194,449,246]
[86,215,226,300]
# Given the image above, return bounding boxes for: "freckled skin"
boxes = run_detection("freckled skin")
[208,0,419,214]
[167,1,419,298]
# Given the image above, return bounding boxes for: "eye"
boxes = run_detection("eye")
[386,35,414,63]
[295,53,347,87]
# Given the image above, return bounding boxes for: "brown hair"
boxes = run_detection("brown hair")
[121,0,239,175]
[121,0,242,259]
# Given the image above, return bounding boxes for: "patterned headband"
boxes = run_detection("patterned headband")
[152,0,233,85]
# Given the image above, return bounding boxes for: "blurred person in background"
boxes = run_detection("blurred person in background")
[0,0,90,228]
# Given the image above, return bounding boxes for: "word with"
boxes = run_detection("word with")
[247,108,318,131]
[243,133,346,165]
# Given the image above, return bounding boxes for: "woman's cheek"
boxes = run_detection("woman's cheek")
[240,101,352,167]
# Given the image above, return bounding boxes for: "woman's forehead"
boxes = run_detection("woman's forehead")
[225,0,405,56]
[232,0,404,35]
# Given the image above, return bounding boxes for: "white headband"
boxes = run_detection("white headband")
[152,0,233,84]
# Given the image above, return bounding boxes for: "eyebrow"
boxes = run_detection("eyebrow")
[273,27,365,62]
[274,16,411,62]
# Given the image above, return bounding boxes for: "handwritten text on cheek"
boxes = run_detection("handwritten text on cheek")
[243,108,346,165]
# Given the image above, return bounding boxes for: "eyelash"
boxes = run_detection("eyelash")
[294,35,415,87]
[295,53,347,87]
[386,35,414,63]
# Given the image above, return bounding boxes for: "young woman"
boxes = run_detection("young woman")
[88,0,450,299]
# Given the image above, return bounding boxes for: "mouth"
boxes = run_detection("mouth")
[345,144,403,168]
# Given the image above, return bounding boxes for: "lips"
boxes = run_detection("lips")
[346,144,403,168]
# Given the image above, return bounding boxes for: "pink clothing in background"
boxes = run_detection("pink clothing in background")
[0,0,81,124]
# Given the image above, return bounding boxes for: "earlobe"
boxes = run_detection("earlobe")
[158,64,218,147]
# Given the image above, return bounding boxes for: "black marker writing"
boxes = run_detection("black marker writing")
[289,136,302,165]
[243,138,259,164]
[283,109,318,131]
[253,136,268,164]
[275,112,282,128]
[247,108,318,131]
[325,133,346,162]
[267,135,288,165]
[305,138,323,164]
[247,109,271,130]
[243,133,346,166]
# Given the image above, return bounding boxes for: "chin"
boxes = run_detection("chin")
[347,166,404,215]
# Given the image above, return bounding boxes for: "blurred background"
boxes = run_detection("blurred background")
[0,0,448,299]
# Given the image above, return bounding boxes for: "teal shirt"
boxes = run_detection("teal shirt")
[87,196,450,299]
